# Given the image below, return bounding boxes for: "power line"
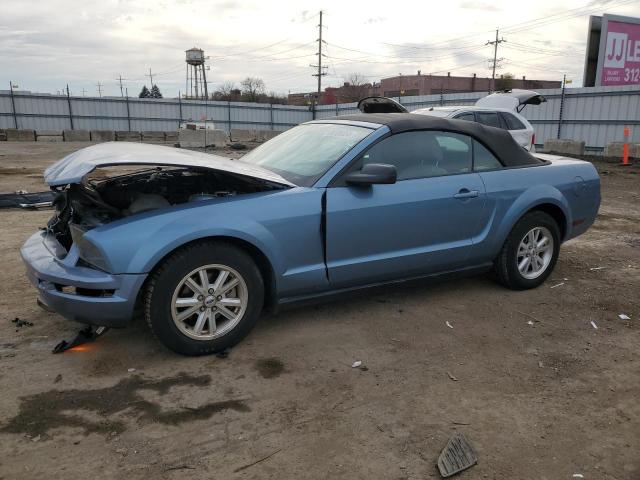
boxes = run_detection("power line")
[116,75,125,97]
[146,68,154,86]
[310,10,327,106]
[486,29,506,93]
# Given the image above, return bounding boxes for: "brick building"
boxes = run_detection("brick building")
[288,72,561,105]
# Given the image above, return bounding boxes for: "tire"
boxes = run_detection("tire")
[145,240,264,356]
[495,211,560,290]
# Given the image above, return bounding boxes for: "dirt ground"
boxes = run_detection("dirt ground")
[0,141,638,480]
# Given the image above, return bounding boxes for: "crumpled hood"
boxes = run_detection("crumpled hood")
[44,142,295,187]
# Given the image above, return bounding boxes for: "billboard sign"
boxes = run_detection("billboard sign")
[594,14,640,86]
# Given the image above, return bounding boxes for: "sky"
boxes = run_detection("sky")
[1,0,639,98]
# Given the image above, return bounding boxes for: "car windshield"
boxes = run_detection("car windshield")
[240,123,372,186]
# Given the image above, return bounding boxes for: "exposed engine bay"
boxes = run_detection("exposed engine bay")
[47,167,283,250]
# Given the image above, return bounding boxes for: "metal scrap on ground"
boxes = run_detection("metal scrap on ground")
[0,191,56,209]
[437,432,477,478]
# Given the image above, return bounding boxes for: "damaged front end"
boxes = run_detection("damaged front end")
[46,166,283,256]
[22,142,293,328]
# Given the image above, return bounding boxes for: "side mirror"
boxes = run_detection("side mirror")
[345,163,397,186]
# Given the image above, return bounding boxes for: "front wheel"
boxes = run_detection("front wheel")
[495,211,560,290]
[145,241,264,355]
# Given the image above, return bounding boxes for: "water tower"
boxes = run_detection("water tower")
[185,47,209,99]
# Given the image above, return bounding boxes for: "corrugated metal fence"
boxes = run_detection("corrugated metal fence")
[1,85,638,151]
[316,85,640,152]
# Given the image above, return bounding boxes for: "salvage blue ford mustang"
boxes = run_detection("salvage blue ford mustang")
[21,113,600,355]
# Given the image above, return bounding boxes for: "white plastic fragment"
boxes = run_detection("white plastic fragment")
[527,320,534,326]
[351,361,362,368]
[619,314,630,320]
[445,321,454,329]
[589,266,605,271]
[127,368,136,373]
[550,282,565,289]
[590,321,598,330]
[573,474,584,479]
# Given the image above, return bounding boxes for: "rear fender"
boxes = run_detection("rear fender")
[494,185,571,250]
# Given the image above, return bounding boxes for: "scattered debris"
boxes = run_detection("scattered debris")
[163,464,196,472]
[445,321,454,329]
[12,317,33,330]
[618,313,630,320]
[127,368,136,373]
[550,282,565,289]
[0,191,56,209]
[52,326,109,354]
[447,372,459,382]
[515,310,540,323]
[572,474,584,479]
[229,142,247,150]
[589,266,606,271]
[233,448,282,473]
[437,432,477,478]
[527,320,534,326]
[590,321,598,330]
[351,360,362,368]
[53,374,62,384]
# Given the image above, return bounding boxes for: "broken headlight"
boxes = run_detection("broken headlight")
[70,224,111,272]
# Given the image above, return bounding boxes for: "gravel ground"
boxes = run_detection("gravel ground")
[0,142,638,480]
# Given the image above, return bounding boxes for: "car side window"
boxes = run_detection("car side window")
[475,111,501,128]
[454,112,475,122]
[473,140,503,171]
[358,131,472,181]
[499,112,527,130]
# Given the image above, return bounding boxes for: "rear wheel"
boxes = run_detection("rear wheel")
[145,241,264,355]
[495,211,560,290]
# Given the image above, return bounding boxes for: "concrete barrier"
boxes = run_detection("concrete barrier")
[116,131,141,141]
[37,135,64,142]
[179,129,229,148]
[141,131,165,143]
[90,130,115,142]
[604,142,640,159]
[230,129,282,143]
[257,130,281,141]
[543,139,585,156]
[164,131,179,142]
[36,130,63,137]
[230,129,258,142]
[63,129,90,142]
[6,129,36,141]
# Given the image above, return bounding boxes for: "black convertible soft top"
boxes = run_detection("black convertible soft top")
[323,113,543,168]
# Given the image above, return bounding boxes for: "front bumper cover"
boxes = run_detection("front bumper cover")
[21,231,147,327]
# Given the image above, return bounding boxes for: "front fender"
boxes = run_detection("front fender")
[83,196,288,276]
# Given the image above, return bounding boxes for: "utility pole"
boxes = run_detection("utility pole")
[310,10,327,114]
[486,29,506,93]
[116,75,125,97]
[146,68,154,87]
[557,74,567,139]
[81,88,87,96]
[96,82,103,97]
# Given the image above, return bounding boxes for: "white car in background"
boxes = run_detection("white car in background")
[358,90,545,152]
[411,90,545,151]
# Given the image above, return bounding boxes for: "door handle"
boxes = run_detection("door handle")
[453,188,479,199]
